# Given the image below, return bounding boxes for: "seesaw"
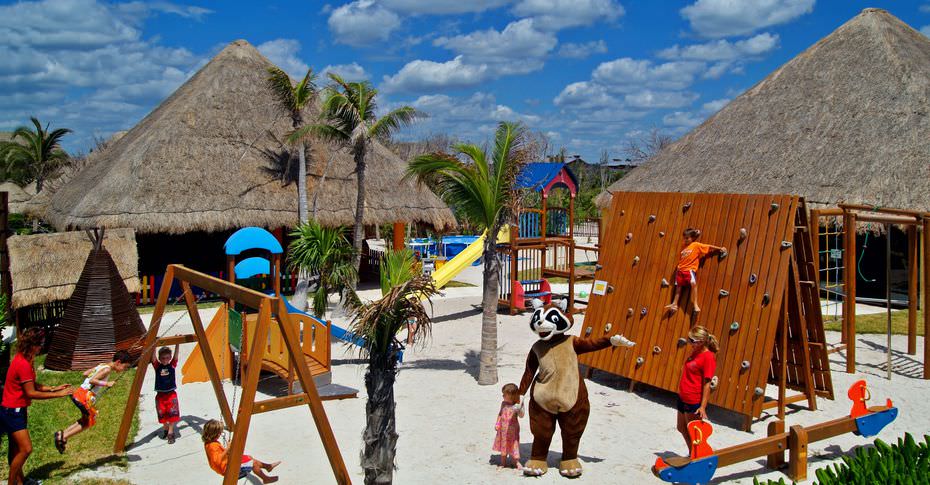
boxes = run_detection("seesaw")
[652,379,898,484]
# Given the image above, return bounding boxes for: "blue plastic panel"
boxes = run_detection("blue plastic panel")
[225,227,283,255]
[657,456,718,485]
[234,257,271,280]
[854,407,898,437]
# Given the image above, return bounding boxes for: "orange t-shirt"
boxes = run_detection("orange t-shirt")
[677,242,713,272]
[205,441,228,475]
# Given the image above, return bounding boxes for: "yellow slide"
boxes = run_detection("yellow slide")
[431,226,509,289]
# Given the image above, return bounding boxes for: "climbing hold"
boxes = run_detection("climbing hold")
[762,293,771,306]
[604,323,612,333]
[579,290,589,298]
[620,210,625,216]
[781,240,793,249]
[659,231,665,237]
[625,232,633,243]
[584,327,592,337]
[683,202,692,211]
[633,256,640,265]
[607,285,615,294]
[754,387,765,397]
[718,249,728,260]
[738,228,748,241]
[640,307,648,316]
[636,357,645,366]
[710,376,719,389]
[730,321,740,331]
[719,289,729,297]
[749,273,758,284]
[770,202,779,212]
[661,278,670,288]
[648,214,656,223]
[627,307,634,317]
[678,337,688,347]
[741,360,751,370]
[653,346,662,354]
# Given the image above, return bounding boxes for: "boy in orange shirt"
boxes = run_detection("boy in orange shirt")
[665,228,726,316]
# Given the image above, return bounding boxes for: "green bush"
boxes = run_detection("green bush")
[753,433,930,485]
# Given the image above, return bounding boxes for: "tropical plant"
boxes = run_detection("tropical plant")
[406,121,529,385]
[0,117,71,191]
[379,247,417,296]
[287,221,358,319]
[348,267,438,485]
[266,66,318,311]
[290,73,424,277]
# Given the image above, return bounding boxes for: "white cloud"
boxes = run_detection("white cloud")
[592,58,705,92]
[512,0,624,30]
[322,62,369,81]
[663,111,703,130]
[921,25,930,37]
[434,19,556,73]
[381,56,489,93]
[256,39,309,76]
[558,40,608,59]
[115,1,212,22]
[396,91,540,141]
[681,0,814,38]
[328,0,401,47]
[624,90,698,109]
[701,97,730,113]
[922,5,930,13]
[553,81,615,108]
[381,0,510,14]
[659,33,779,61]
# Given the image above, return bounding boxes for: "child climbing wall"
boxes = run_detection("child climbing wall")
[665,228,726,317]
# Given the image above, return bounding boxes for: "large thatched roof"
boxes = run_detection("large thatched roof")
[43,40,455,234]
[602,9,930,211]
[8,229,140,309]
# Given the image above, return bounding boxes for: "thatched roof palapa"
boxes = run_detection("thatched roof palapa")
[601,9,930,212]
[44,40,456,234]
[8,228,140,309]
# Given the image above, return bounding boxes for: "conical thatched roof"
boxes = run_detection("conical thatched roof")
[601,9,930,211]
[0,182,32,213]
[8,229,139,309]
[44,40,455,234]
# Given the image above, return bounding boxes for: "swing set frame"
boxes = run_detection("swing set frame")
[113,264,351,484]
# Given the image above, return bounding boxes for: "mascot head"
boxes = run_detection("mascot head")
[529,299,573,341]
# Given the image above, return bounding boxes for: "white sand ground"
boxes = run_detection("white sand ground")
[73,285,929,485]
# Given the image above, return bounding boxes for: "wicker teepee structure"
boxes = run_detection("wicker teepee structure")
[45,229,145,370]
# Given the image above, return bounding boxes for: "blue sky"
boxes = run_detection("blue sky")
[3,0,930,162]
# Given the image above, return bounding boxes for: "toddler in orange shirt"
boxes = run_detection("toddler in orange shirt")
[665,228,726,316]
[202,419,281,483]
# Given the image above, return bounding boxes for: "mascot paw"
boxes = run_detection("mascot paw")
[523,460,548,476]
[559,459,583,478]
[610,334,636,347]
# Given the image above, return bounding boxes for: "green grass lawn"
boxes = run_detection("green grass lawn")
[0,355,139,483]
[442,280,476,288]
[137,300,222,314]
[824,309,925,336]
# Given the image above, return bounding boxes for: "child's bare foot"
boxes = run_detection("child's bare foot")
[260,476,278,484]
[664,304,678,315]
[693,304,701,314]
[267,461,281,472]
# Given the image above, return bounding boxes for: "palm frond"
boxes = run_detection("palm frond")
[288,124,349,145]
[293,68,318,110]
[266,67,297,113]
[369,106,424,141]
[349,275,438,357]
[379,248,417,295]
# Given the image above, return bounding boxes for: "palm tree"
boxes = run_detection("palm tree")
[0,117,71,191]
[266,67,318,310]
[406,121,528,385]
[348,255,438,484]
[289,73,424,277]
[287,221,358,319]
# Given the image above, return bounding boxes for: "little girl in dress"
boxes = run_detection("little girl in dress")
[492,383,524,469]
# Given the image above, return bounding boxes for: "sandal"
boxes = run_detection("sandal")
[167,433,176,444]
[54,430,66,454]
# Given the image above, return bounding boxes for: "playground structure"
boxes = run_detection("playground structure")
[428,230,509,290]
[182,227,361,395]
[579,192,834,428]
[114,264,352,484]
[498,163,597,314]
[809,205,930,379]
[653,380,898,484]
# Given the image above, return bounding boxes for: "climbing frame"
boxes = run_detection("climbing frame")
[579,193,834,427]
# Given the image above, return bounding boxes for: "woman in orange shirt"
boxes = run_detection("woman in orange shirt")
[665,228,726,316]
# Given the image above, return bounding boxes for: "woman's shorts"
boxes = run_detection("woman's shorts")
[676,398,701,414]
[0,406,28,433]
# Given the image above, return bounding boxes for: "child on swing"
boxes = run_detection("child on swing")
[54,350,134,453]
[152,343,180,444]
[202,419,281,483]
[665,228,726,316]
[492,383,524,470]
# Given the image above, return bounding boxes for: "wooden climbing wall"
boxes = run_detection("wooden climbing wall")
[579,192,833,421]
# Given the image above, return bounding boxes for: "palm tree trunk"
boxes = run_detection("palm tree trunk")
[352,141,367,281]
[361,351,398,484]
[290,143,311,311]
[477,232,500,385]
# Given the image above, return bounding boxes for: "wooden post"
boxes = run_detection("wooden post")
[541,195,548,239]
[908,225,918,355]
[766,420,786,469]
[273,253,282,297]
[778,304,788,420]
[809,209,820,276]
[182,282,235,429]
[510,226,518,315]
[392,222,405,251]
[787,424,809,481]
[569,195,575,240]
[923,217,930,379]
[843,210,857,373]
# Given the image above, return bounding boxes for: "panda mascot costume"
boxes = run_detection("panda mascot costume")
[518,299,635,477]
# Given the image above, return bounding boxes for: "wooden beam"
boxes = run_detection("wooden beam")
[855,213,919,225]
[182,282,234,429]
[172,264,268,309]
[838,203,929,218]
[908,225,918,355]
[115,266,176,453]
[809,209,821,276]
[715,433,789,467]
[924,217,930,379]
[254,391,357,415]
[155,334,197,346]
[788,425,809,481]
[766,420,786,470]
[761,393,809,410]
[843,210,857,373]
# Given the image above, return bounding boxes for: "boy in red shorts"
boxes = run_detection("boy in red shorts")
[152,343,181,443]
[665,228,726,316]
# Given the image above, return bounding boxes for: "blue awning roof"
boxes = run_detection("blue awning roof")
[516,163,578,193]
